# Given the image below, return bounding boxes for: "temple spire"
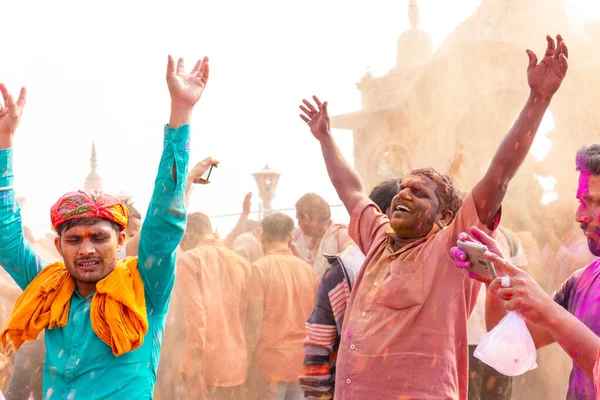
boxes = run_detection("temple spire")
[91,143,98,173]
[84,143,103,191]
[409,0,419,29]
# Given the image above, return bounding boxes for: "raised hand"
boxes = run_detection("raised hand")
[242,192,252,215]
[188,157,219,185]
[0,84,27,149]
[167,55,210,108]
[526,35,568,99]
[299,96,331,141]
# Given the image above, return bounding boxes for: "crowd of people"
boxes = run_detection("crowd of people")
[0,33,599,400]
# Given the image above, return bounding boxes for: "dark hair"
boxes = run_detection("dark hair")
[56,217,121,237]
[576,144,600,175]
[262,213,295,242]
[409,167,462,223]
[123,199,142,220]
[295,193,331,221]
[369,178,400,213]
[185,212,213,237]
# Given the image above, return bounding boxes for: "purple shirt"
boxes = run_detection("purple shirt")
[553,258,600,400]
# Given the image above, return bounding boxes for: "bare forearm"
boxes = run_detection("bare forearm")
[473,91,551,227]
[524,321,555,349]
[544,304,600,379]
[184,180,193,208]
[319,135,365,214]
[125,234,140,257]
[223,212,249,249]
[488,91,550,184]
[169,103,193,129]
[485,287,508,331]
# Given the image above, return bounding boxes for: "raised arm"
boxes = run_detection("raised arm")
[184,156,219,208]
[223,192,252,249]
[0,84,47,290]
[472,35,568,228]
[137,55,209,312]
[299,97,367,215]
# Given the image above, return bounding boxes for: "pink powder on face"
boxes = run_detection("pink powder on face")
[577,172,591,200]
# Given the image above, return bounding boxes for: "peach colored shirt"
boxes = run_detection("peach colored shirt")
[178,239,252,387]
[246,248,317,382]
[335,193,498,400]
[295,223,355,279]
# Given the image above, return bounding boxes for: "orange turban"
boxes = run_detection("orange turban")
[50,190,129,232]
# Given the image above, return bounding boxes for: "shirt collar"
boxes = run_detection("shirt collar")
[265,248,293,256]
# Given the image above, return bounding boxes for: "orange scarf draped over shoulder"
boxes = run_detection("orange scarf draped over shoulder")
[0,257,148,357]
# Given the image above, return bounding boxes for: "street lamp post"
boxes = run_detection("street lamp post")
[252,165,281,220]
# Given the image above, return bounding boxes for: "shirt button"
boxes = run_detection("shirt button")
[346,379,352,384]
[374,281,379,287]
[66,385,72,391]
[361,312,367,317]
[70,348,76,355]
[391,255,396,259]
[350,344,356,350]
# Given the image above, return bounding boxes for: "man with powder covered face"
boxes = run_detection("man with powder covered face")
[298,34,568,399]
[0,54,209,399]
[452,144,600,400]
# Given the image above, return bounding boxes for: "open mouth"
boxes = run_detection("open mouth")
[76,260,100,269]
[394,204,413,214]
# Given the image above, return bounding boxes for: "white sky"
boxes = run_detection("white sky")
[2,0,600,238]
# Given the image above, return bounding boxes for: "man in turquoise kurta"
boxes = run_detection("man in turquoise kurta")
[0,54,211,399]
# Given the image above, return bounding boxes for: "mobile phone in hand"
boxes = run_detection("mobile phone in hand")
[200,165,213,182]
[457,240,497,279]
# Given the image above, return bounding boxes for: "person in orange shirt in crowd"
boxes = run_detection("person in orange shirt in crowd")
[294,193,354,279]
[245,213,317,400]
[178,212,252,400]
[297,34,568,399]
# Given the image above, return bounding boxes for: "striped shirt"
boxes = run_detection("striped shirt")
[300,246,364,399]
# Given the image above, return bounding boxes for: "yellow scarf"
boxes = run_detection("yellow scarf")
[0,257,148,357]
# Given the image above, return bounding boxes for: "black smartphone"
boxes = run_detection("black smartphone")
[200,165,214,182]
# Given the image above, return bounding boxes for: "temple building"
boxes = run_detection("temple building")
[332,0,600,204]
